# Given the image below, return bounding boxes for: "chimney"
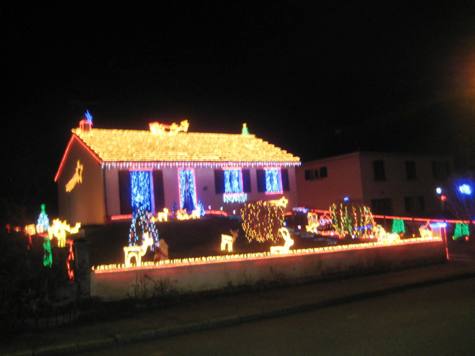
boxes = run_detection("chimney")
[79,110,93,132]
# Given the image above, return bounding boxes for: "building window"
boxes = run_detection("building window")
[373,160,386,181]
[304,167,327,180]
[222,168,248,203]
[404,196,425,213]
[320,166,328,178]
[304,169,315,181]
[405,161,417,180]
[265,168,283,193]
[224,169,243,193]
[257,168,282,193]
[371,198,392,215]
[432,161,450,180]
[178,169,197,213]
[130,171,154,213]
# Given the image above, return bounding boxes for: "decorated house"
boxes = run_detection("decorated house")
[54,116,301,224]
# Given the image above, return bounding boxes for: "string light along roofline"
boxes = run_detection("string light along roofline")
[55,119,300,181]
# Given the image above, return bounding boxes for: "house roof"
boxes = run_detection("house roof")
[54,127,300,181]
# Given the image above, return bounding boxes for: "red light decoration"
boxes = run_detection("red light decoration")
[66,240,75,281]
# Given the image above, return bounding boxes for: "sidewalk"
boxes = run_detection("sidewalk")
[3,260,475,356]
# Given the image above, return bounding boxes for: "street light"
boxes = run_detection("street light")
[458,184,472,195]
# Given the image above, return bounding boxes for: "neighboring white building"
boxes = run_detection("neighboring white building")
[296,151,452,216]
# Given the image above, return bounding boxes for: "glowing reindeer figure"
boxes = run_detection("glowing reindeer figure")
[270,227,294,254]
[123,232,154,267]
[373,224,400,243]
[48,219,81,248]
[306,212,319,234]
[419,222,433,239]
[152,208,169,223]
[149,120,190,136]
[176,209,201,220]
[220,229,239,253]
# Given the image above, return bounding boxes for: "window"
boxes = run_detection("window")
[432,161,450,180]
[257,168,282,193]
[405,161,416,180]
[404,196,425,213]
[215,168,250,203]
[305,169,315,180]
[265,168,283,193]
[119,170,164,214]
[178,169,197,212]
[224,169,243,193]
[130,171,153,212]
[304,167,327,181]
[320,166,328,178]
[371,198,392,215]
[373,160,386,181]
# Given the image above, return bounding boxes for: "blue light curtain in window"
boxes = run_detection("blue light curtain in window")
[224,169,243,193]
[265,168,282,193]
[130,171,153,212]
[179,169,197,213]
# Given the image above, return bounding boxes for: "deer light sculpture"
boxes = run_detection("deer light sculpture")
[48,219,81,248]
[270,227,294,254]
[123,232,154,267]
[220,229,239,253]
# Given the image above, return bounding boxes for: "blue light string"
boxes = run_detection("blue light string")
[130,171,153,213]
[224,169,242,193]
[265,168,282,193]
[179,169,197,212]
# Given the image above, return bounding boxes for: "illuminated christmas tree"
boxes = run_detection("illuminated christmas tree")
[36,204,50,234]
[329,202,375,238]
[391,219,406,234]
[453,223,469,240]
[129,205,160,251]
[241,198,286,243]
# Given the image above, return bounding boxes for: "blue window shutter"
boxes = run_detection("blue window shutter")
[118,170,132,214]
[243,169,251,193]
[214,169,225,194]
[153,170,165,211]
[257,169,265,192]
[281,169,290,191]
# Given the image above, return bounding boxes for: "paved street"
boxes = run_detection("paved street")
[88,276,475,356]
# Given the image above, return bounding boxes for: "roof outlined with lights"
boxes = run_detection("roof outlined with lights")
[63,124,300,168]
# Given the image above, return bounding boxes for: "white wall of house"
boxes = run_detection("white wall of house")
[104,166,298,218]
[57,139,107,224]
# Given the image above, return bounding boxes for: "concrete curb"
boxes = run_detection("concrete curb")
[6,271,475,356]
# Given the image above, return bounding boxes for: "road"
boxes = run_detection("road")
[88,276,475,356]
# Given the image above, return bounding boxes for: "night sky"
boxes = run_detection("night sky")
[3,2,475,220]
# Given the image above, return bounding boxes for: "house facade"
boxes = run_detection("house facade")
[296,151,452,216]
[55,119,300,224]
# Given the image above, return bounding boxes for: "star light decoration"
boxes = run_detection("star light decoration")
[65,160,84,192]
[241,197,287,243]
